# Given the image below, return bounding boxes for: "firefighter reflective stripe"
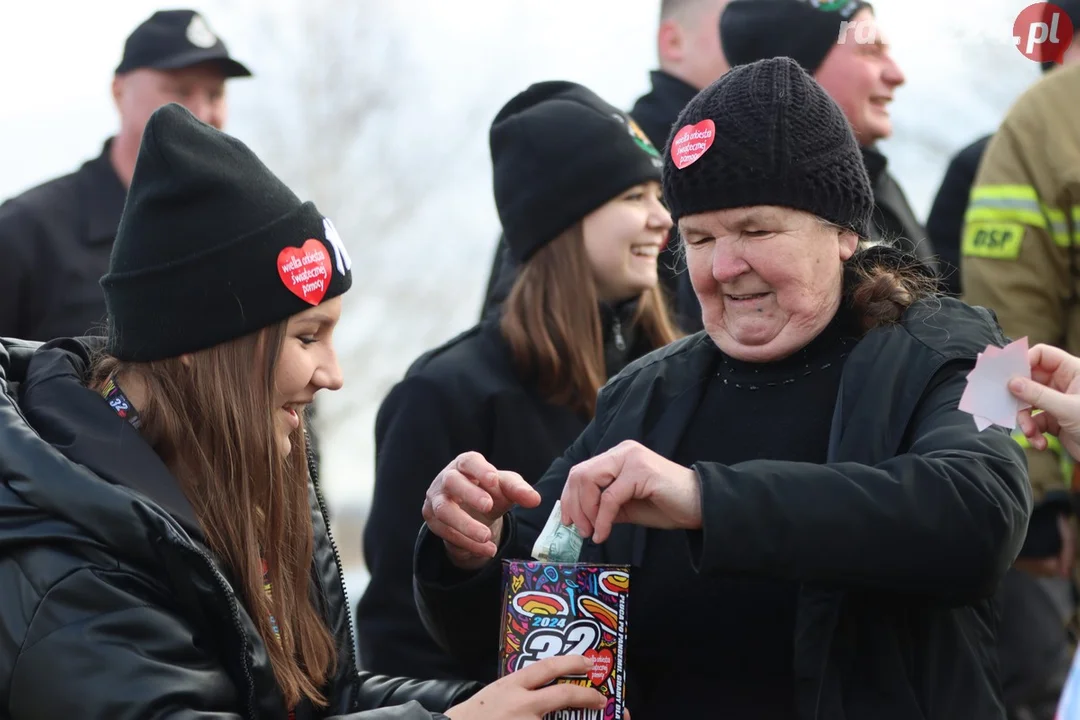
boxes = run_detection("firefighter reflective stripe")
[1013,428,1074,489]
[965,185,1080,248]
[966,185,1044,227]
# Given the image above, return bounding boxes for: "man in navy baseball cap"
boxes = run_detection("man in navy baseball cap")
[0,9,253,343]
[115,9,252,78]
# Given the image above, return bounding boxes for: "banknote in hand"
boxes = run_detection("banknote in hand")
[531,500,584,563]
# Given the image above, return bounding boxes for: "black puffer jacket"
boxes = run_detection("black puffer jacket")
[0,337,480,720]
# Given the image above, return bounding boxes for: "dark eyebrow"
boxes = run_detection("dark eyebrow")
[297,310,336,326]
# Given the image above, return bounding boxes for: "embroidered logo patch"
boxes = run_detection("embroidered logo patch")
[671,119,715,170]
[278,239,331,305]
[961,222,1025,260]
[186,14,218,48]
[611,113,663,167]
[322,217,352,276]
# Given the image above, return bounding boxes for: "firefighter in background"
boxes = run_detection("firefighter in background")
[927,0,1080,297]
[961,61,1080,720]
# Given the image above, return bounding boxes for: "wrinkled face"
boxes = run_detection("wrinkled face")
[113,62,229,140]
[273,296,344,457]
[814,8,905,144]
[680,206,858,362]
[581,181,673,303]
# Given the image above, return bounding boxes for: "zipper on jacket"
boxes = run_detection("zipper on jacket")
[175,541,260,720]
[612,317,626,351]
[305,437,361,705]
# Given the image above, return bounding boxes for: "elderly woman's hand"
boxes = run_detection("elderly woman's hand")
[1009,343,1080,461]
[560,440,702,544]
[423,451,541,570]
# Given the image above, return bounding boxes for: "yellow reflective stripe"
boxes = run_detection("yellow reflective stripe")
[970,185,1039,202]
[964,205,1046,228]
[966,185,1077,247]
[1046,207,1072,246]
[1013,429,1074,487]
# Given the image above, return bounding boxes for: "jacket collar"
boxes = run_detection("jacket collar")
[860,144,888,187]
[2,337,203,546]
[600,298,644,377]
[647,70,700,110]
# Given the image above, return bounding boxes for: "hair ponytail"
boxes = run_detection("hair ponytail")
[846,244,941,332]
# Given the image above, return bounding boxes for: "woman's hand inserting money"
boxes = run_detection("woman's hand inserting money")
[423,451,542,570]
[560,440,701,544]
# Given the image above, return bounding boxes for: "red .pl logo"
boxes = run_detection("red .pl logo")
[1013,2,1074,63]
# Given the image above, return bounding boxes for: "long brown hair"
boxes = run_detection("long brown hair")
[90,321,336,709]
[500,223,681,417]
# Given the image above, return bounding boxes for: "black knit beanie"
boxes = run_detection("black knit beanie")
[722,0,872,74]
[490,81,664,264]
[100,103,352,362]
[662,56,874,237]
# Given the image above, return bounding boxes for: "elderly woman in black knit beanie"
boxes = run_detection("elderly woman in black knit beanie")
[416,57,1032,720]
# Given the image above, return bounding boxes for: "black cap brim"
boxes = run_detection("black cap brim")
[119,48,252,78]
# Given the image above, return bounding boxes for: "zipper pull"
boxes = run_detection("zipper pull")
[613,317,626,351]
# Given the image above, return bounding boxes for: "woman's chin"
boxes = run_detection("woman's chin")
[708,323,791,361]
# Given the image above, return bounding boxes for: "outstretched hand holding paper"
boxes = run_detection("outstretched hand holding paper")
[1007,343,1080,461]
[958,337,1031,431]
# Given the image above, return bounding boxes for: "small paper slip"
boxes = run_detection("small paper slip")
[958,336,1031,431]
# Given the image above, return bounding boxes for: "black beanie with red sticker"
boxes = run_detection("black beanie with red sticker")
[661,56,874,237]
[100,103,352,362]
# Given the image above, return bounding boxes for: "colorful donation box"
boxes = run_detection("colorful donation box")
[498,560,630,720]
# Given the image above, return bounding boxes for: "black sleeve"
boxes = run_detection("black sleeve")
[687,359,1031,605]
[350,669,479,716]
[329,708,447,720]
[10,567,247,720]
[0,200,40,339]
[357,375,486,680]
[926,136,990,297]
[9,567,460,720]
[413,390,616,681]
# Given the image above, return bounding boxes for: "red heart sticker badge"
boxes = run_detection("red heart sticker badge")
[671,119,715,170]
[584,648,614,686]
[278,239,331,305]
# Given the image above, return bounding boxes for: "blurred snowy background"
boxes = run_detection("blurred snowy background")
[0,0,1046,601]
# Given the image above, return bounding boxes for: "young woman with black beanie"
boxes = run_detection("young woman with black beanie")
[0,103,608,720]
[356,81,682,681]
